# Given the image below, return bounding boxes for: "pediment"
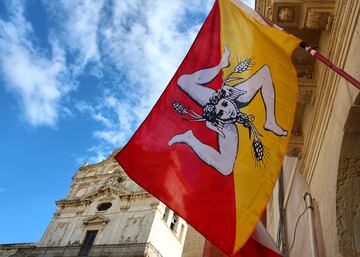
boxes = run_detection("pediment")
[83,215,110,226]
[82,186,130,201]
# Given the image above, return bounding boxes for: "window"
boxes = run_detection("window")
[179,224,185,241]
[170,214,178,231]
[79,230,98,256]
[97,202,112,211]
[163,207,170,222]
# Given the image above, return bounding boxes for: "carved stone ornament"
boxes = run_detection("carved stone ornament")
[56,222,68,229]
[298,87,316,105]
[83,186,129,202]
[76,210,84,215]
[278,7,295,22]
[291,126,300,137]
[306,9,334,30]
[287,133,303,157]
[297,69,313,79]
[83,215,110,227]
[272,2,301,27]
[120,205,130,211]
[98,195,115,202]
[287,144,302,157]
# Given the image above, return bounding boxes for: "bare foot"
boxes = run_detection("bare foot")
[264,121,288,136]
[221,45,230,69]
[168,130,194,145]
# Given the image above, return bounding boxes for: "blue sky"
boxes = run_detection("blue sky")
[0,0,254,244]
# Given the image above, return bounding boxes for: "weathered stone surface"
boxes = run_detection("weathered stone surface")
[336,158,360,257]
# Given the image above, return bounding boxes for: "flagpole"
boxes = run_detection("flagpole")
[299,42,360,90]
[258,14,360,91]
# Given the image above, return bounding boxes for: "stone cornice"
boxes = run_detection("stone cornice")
[56,198,91,209]
[73,172,125,183]
[56,187,151,210]
[0,243,37,250]
[82,186,130,200]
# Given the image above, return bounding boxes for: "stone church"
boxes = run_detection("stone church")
[1,0,359,256]
[0,149,205,257]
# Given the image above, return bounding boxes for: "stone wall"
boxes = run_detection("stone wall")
[305,1,360,253]
[336,101,360,257]
[148,204,188,257]
[181,226,205,257]
[39,153,159,247]
[256,0,360,256]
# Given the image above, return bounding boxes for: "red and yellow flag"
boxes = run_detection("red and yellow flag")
[116,0,300,255]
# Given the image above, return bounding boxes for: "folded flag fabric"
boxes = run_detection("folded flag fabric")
[237,221,283,256]
[116,0,300,255]
[205,221,283,256]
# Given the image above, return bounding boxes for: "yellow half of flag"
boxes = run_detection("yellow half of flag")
[219,0,301,252]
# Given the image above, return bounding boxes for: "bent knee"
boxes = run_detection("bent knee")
[220,169,233,176]
[261,65,270,72]
[218,162,234,176]
[177,74,190,89]
[259,65,273,85]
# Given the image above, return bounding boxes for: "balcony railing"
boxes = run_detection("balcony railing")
[9,243,162,257]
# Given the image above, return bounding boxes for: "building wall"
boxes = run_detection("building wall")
[181,226,205,257]
[302,1,360,256]
[336,100,360,256]
[257,0,360,256]
[39,196,158,247]
[148,204,188,257]
[39,152,160,247]
[283,162,314,257]
[0,244,36,257]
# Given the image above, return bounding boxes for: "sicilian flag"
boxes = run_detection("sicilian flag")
[116,0,300,256]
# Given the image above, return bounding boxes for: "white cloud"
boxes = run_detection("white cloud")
[85,0,213,147]
[0,0,218,150]
[242,0,256,8]
[93,113,113,127]
[85,145,109,164]
[44,0,104,73]
[101,0,209,105]
[76,95,137,146]
[75,145,109,165]
[0,1,75,126]
[67,0,214,149]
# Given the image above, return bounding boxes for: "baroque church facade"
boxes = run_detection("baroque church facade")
[0,150,205,257]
